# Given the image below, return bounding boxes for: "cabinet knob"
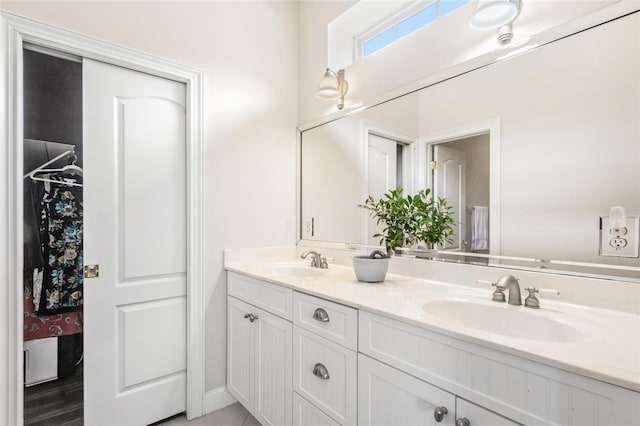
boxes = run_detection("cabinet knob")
[433,406,448,422]
[312,308,330,323]
[456,418,471,426]
[243,313,258,323]
[312,363,330,380]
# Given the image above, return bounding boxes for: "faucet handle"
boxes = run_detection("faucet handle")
[476,279,506,302]
[319,256,328,269]
[524,287,560,309]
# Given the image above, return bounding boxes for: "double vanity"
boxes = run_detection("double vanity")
[225,246,640,426]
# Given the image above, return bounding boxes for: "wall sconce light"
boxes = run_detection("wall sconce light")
[469,0,521,44]
[316,68,349,110]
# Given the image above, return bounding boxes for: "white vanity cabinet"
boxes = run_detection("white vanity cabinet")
[227,273,293,426]
[226,269,639,426]
[359,310,639,426]
[293,292,358,426]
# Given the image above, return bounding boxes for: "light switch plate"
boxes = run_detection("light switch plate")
[599,216,639,258]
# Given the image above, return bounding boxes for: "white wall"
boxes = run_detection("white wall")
[1,0,298,391]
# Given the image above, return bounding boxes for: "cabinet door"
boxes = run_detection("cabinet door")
[255,307,293,426]
[227,297,256,412]
[358,354,456,426]
[456,399,520,426]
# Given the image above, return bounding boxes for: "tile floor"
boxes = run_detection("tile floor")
[158,403,260,426]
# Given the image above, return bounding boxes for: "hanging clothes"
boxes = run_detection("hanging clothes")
[37,184,84,314]
[23,179,45,270]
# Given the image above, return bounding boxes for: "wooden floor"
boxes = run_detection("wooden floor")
[24,369,257,426]
[24,366,83,426]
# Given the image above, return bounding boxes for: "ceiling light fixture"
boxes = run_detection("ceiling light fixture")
[316,68,349,110]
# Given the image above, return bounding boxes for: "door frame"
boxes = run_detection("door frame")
[0,11,205,424]
[421,119,501,256]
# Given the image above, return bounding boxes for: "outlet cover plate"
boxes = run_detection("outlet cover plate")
[600,216,639,258]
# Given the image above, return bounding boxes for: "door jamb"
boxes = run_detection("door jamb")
[0,11,205,424]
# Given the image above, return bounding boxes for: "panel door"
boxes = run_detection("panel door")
[367,133,398,246]
[433,145,466,250]
[83,59,187,425]
[255,306,293,426]
[227,296,256,412]
[358,354,455,426]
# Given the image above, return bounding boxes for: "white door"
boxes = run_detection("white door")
[83,59,187,425]
[358,354,455,426]
[433,145,466,250]
[367,134,398,246]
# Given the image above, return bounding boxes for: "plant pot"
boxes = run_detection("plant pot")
[412,248,438,260]
[352,255,390,283]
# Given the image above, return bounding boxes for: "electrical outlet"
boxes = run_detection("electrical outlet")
[600,216,639,257]
[302,217,314,238]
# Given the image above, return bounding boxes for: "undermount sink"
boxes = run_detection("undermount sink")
[423,299,584,342]
[260,263,327,278]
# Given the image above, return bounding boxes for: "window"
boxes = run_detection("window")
[359,0,471,58]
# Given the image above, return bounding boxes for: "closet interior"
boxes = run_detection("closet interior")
[22,47,84,425]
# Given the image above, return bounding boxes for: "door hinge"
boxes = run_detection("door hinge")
[84,265,100,278]
[430,161,437,170]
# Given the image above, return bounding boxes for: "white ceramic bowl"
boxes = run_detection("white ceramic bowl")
[352,255,389,283]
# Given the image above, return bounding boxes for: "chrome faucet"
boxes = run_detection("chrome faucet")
[496,275,522,306]
[477,276,560,308]
[477,275,522,305]
[301,250,328,269]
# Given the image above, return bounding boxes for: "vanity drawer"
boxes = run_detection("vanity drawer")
[293,392,341,426]
[293,292,358,350]
[228,272,293,320]
[293,326,357,426]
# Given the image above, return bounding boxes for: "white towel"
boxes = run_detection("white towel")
[470,206,489,251]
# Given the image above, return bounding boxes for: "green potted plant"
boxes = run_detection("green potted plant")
[411,188,456,258]
[359,187,456,259]
[359,187,417,256]
[353,187,417,282]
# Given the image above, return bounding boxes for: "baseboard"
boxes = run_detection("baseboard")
[204,385,237,415]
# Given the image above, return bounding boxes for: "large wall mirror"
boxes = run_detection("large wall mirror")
[299,10,640,282]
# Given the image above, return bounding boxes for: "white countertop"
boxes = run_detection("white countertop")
[224,249,640,393]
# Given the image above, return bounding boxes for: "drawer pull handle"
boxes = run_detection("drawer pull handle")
[433,406,448,422]
[243,313,258,323]
[456,418,470,426]
[312,363,330,380]
[312,308,330,323]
